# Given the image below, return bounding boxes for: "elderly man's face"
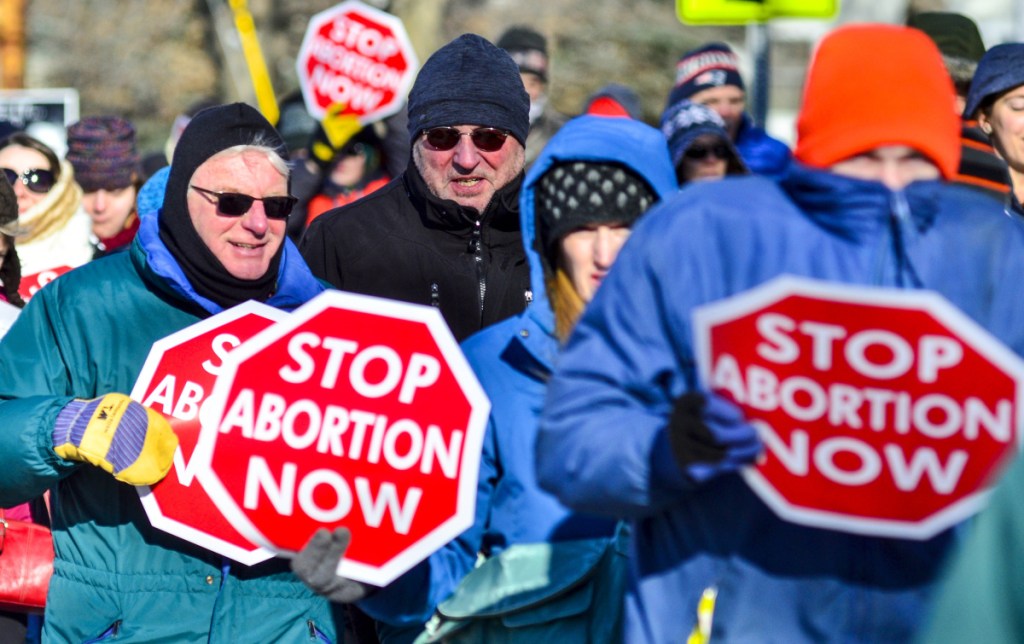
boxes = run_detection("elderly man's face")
[413,126,525,214]
[186,149,289,280]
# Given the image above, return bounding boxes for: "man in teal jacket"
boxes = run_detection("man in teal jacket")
[0,103,334,642]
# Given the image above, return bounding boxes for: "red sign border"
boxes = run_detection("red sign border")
[193,289,490,586]
[131,301,288,565]
[295,0,420,123]
[692,274,1024,540]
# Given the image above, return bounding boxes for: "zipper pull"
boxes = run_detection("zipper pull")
[430,282,440,308]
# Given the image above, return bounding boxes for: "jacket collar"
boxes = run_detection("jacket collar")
[403,156,523,235]
[780,162,942,244]
[131,214,323,316]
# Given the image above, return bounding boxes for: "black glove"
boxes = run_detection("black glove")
[290,527,374,603]
[667,391,762,483]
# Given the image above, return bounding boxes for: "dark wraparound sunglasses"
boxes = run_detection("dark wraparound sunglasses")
[190,185,297,220]
[2,167,56,194]
[422,127,510,152]
[684,144,730,161]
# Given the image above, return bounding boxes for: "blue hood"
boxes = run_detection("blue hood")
[519,115,677,331]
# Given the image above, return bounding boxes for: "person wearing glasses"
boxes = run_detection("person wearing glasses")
[660,98,747,185]
[302,33,532,343]
[0,132,92,296]
[537,25,1024,643]
[665,42,791,178]
[0,103,336,642]
[65,115,145,259]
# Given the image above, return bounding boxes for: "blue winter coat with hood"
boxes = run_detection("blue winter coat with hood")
[537,164,1024,643]
[461,114,677,553]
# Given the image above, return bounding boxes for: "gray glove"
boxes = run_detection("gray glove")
[290,527,374,603]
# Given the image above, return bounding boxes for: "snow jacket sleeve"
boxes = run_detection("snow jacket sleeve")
[357,416,498,627]
[0,291,83,506]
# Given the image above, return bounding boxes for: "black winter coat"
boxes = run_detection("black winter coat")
[300,162,532,341]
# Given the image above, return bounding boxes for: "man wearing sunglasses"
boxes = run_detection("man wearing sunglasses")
[0,103,337,642]
[302,33,532,344]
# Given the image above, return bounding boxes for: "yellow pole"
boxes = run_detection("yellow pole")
[0,0,26,88]
[227,0,279,125]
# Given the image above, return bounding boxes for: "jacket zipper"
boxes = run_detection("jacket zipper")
[471,216,486,323]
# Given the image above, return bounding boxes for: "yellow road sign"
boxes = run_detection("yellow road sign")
[677,0,838,25]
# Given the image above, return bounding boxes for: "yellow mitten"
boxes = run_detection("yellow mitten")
[310,102,363,168]
[53,393,178,486]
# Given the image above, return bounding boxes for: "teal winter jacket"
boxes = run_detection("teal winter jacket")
[0,215,333,643]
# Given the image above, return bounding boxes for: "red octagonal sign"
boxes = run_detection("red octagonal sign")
[195,290,489,586]
[131,301,286,565]
[296,0,419,122]
[694,275,1024,539]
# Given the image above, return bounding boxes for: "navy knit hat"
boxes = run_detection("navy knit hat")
[65,116,141,192]
[407,34,530,146]
[660,99,746,178]
[536,161,656,253]
[964,43,1024,118]
[666,42,745,109]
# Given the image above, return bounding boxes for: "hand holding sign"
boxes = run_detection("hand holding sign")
[131,301,286,565]
[667,391,762,484]
[693,275,1024,540]
[196,290,489,586]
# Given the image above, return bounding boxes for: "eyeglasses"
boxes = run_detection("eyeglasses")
[422,127,510,152]
[190,185,297,220]
[683,144,730,161]
[2,167,56,194]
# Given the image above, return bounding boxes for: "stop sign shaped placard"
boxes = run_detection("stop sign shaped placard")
[296,0,418,122]
[131,301,286,564]
[693,275,1024,539]
[195,290,489,586]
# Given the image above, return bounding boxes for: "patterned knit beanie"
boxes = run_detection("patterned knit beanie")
[666,42,745,109]
[536,161,656,253]
[407,34,530,146]
[65,116,141,192]
[795,24,960,180]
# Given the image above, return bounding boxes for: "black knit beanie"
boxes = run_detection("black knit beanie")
[536,161,656,254]
[406,34,530,147]
[159,102,290,310]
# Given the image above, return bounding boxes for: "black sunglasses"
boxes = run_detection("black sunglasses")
[2,167,56,194]
[422,127,510,152]
[190,185,297,220]
[684,144,730,161]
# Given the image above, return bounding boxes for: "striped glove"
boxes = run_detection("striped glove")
[52,393,178,486]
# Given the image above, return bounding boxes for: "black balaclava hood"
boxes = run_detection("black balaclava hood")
[159,102,290,309]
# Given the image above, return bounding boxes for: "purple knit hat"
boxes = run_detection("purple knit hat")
[65,116,141,192]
